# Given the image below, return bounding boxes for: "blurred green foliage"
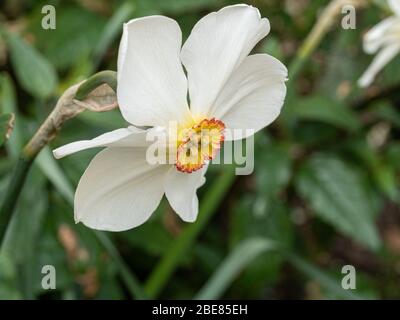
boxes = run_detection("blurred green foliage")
[0,0,400,300]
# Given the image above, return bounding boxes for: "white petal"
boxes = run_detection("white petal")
[212,54,287,140]
[75,147,169,231]
[117,16,191,127]
[164,165,208,222]
[358,43,400,87]
[389,0,400,16]
[53,126,150,159]
[181,4,270,118]
[363,17,400,54]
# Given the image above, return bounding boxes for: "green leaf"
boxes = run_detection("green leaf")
[255,140,292,205]
[145,165,237,298]
[195,238,277,300]
[372,101,400,129]
[136,0,217,15]
[36,146,74,204]
[1,169,47,264]
[3,31,58,98]
[0,252,21,299]
[293,96,361,131]
[0,113,14,146]
[0,73,22,157]
[31,6,106,71]
[295,154,381,250]
[287,254,372,299]
[93,2,135,67]
[95,232,147,299]
[1,169,48,299]
[345,140,399,202]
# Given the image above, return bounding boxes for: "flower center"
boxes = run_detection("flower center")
[176,118,225,173]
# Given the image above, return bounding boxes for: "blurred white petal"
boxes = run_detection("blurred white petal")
[363,17,400,54]
[358,43,400,87]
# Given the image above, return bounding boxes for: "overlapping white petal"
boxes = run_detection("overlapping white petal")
[75,147,169,231]
[53,126,151,159]
[164,165,207,222]
[212,54,287,140]
[181,5,270,118]
[117,16,191,127]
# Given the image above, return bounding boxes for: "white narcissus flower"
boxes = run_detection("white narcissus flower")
[358,0,400,87]
[53,5,288,231]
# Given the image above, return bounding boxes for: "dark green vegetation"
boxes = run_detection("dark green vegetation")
[0,0,400,299]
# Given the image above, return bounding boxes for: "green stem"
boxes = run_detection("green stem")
[0,155,32,245]
[281,0,367,133]
[144,165,236,298]
[288,0,367,95]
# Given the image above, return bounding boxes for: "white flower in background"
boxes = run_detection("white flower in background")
[53,5,287,231]
[358,0,400,87]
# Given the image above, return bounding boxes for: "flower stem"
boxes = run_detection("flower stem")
[144,165,237,298]
[0,71,117,246]
[75,70,117,100]
[281,0,368,135]
[288,0,367,92]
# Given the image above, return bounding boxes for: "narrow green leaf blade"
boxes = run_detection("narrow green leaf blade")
[3,31,58,98]
[36,146,74,204]
[145,165,237,298]
[293,96,361,131]
[287,254,372,300]
[0,73,22,157]
[295,155,381,250]
[195,238,277,300]
[93,2,135,67]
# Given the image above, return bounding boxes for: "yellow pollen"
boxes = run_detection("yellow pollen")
[176,118,225,173]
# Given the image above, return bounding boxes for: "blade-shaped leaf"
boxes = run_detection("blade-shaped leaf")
[36,146,74,204]
[195,238,277,299]
[0,73,22,157]
[293,96,361,131]
[93,2,135,67]
[287,253,373,299]
[295,154,381,250]
[3,31,58,98]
